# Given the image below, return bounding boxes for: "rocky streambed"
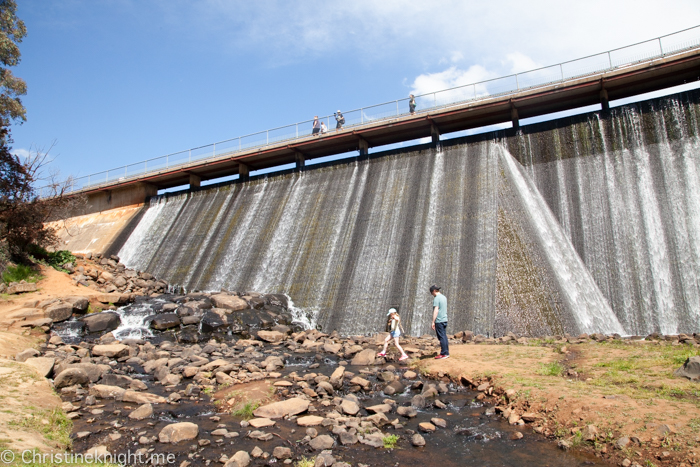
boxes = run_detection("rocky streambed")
[9,290,617,467]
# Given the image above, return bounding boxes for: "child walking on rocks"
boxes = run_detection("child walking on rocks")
[378,308,409,361]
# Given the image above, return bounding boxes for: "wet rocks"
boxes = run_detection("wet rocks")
[350,349,375,366]
[128,403,153,420]
[81,312,121,333]
[158,422,199,443]
[150,313,181,330]
[253,397,310,419]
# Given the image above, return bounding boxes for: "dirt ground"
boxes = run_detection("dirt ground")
[0,265,98,456]
[423,341,700,467]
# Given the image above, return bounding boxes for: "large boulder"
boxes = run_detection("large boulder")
[63,296,90,312]
[200,311,226,333]
[81,312,121,333]
[54,362,104,382]
[24,357,55,377]
[95,293,130,305]
[7,283,37,294]
[150,313,181,330]
[675,356,700,381]
[253,397,309,419]
[15,348,40,362]
[45,302,74,322]
[123,390,167,404]
[210,294,247,311]
[223,451,251,467]
[54,368,89,389]
[92,344,129,358]
[350,349,376,366]
[257,330,286,343]
[158,422,199,443]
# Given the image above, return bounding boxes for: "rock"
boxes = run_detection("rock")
[211,294,247,311]
[95,293,129,305]
[403,370,417,379]
[411,433,426,446]
[314,451,336,467]
[411,395,426,408]
[339,431,358,445]
[253,397,310,419]
[359,432,385,448]
[7,283,37,294]
[90,385,126,399]
[248,431,273,441]
[329,366,345,388]
[582,424,598,442]
[81,312,121,333]
[340,399,360,415]
[92,344,129,358]
[430,417,447,428]
[272,446,292,459]
[257,330,286,343]
[129,403,153,420]
[24,357,55,377]
[150,313,181,330]
[54,368,89,388]
[159,422,199,443]
[55,362,104,382]
[15,348,40,362]
[45,302,73,322]
[419,422,436,432]
[366,404,392,414]
[297,415,324,427]
[323,342,342,354]
[123,390,167,404]
[223,451,250,467]
[397,406,417,418]
[674,356,700,381]
[511,432,524,440]
[248,418,275,428]
[520,412,539,423]
[348,376,370,389]
[616,436,631,449]
[200,311,226,333]
[350,349,376,366]
[309,434,334,450]
[63,296,90,312]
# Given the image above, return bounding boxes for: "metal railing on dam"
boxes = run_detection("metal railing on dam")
[44,25,700,197]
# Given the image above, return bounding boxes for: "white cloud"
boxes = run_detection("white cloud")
[168,0,700,67]
[12,148,29,159]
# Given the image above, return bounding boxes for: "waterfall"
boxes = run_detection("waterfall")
[119,89,700,337]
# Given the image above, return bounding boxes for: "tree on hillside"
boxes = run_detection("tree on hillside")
[0,0,26,132]
[0,1,80,268]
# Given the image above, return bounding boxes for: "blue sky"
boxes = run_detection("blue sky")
[10,1,700,188]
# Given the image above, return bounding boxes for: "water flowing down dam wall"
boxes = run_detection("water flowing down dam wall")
[118,90,700,337]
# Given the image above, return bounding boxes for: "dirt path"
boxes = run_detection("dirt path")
[423,341,700,467]
[0,265,98,456]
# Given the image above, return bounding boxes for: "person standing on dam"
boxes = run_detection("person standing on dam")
[430,284,449,359]
[335,110,345,130]
[312,116,320,135]
[409,94,416,114]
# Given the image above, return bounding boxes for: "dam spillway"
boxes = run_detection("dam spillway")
[117,90,700,337]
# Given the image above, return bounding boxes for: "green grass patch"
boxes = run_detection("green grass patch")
[2,264,42,284]
[232,401,260,420]
[537,362,564,377]
[295,457,315,467]
[382,434,400,449]
[9,408,72,448]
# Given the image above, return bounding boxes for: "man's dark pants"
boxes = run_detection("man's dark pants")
[435,321,449,356]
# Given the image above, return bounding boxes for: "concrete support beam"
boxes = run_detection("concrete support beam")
[238,162,250,181]
[600,86,610,111]
[189,173,201,189]
[358,137,369,157]
[511,104,520,129]
[79,182,157,217]
[294,150,306,169]
[430,122,441,144]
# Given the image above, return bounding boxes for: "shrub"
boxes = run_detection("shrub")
[383,434,400,449]
[2,263,41,284]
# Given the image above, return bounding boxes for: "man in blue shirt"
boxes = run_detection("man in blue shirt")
[430,285,449,359]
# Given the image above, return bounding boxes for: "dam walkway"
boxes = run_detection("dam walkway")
[51,26,700,213]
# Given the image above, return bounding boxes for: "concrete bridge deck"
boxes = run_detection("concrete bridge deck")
[75,47,700,214]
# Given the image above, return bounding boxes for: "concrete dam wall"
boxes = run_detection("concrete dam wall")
[87,90,700,337]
